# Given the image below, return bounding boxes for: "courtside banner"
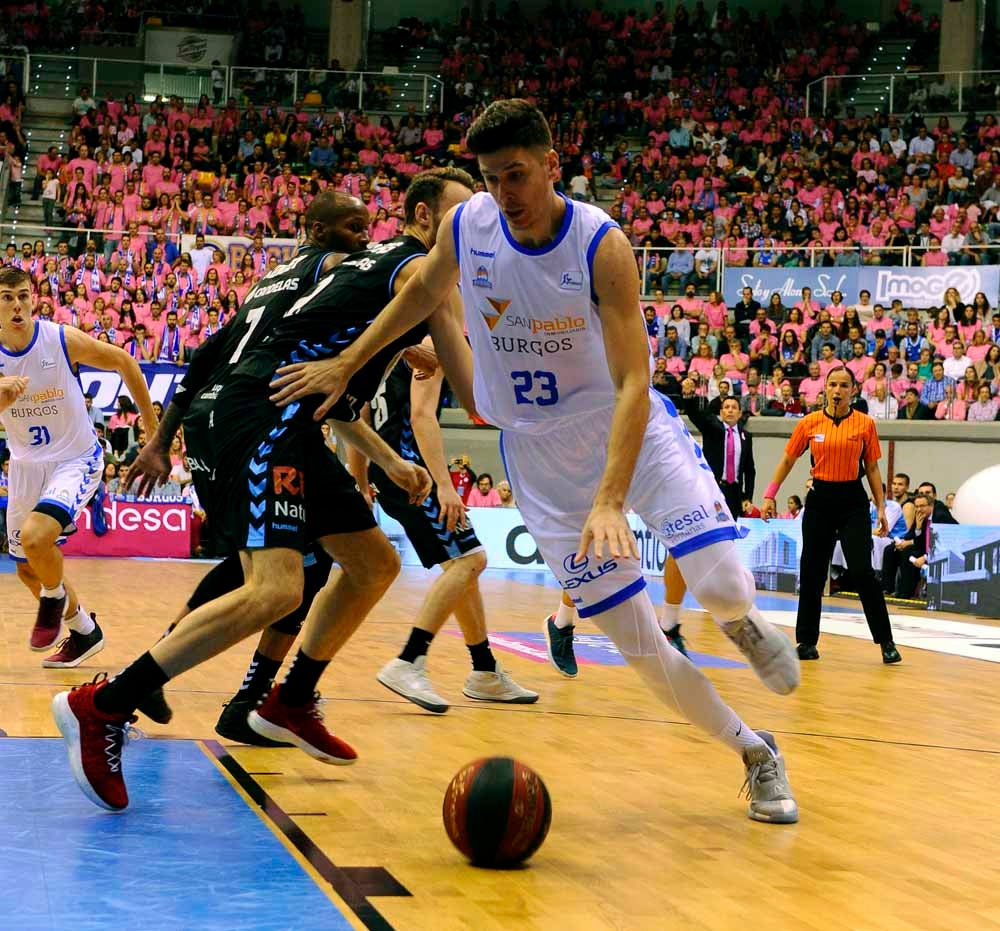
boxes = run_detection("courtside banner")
[64,498,192,558]
[79,363,186,416]
[722,267,859,305]
[180,234,297,273]
[858,266,1000,309]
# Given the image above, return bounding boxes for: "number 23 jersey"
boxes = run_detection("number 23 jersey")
[454,192,622,436]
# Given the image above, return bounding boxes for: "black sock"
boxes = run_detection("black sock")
[467,639,496,672]
[398,627,435,664]
[95,652,170,716]
[280,650,329,706]
[238,651,282,704]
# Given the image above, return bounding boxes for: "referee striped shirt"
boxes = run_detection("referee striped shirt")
[785,409,882,482]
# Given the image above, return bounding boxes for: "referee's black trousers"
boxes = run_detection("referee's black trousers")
[796,479,894,647]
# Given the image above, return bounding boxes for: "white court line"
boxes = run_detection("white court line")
[760,610,1000,663]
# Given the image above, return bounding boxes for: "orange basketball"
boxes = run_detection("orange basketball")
[442,757,551,868]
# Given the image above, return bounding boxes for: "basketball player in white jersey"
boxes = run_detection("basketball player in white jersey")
[271,101,801,824]
[0,267,159,666]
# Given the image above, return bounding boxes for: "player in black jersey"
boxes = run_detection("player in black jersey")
[56,170,478,811]
[350,346,537,712]
[124,190,386,743]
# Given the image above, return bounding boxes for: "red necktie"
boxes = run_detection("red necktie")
[725,427,736,483]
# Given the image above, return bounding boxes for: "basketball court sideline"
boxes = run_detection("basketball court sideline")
[3,559,999,931]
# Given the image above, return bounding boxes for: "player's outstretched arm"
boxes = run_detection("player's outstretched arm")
[331,417,432,505]
[408,336,467,533]
[63,326,160,436]
[427,288,478,417]
[577,227,649,563]
[269,205,463,420]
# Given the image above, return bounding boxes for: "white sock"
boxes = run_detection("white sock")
[659,601,681,632]
[591,591,765,757]
[553,601,577,630]
[66,605,96,635]
[41,582,67,600]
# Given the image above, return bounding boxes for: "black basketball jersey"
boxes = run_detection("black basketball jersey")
[233,235,430,423]
[173,244,331,411]
[371,359,443,463]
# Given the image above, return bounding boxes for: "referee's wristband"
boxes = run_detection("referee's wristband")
[764,482,781,500]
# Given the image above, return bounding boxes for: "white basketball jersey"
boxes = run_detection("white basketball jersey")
[454,192,628,435]
[0,321,98,461]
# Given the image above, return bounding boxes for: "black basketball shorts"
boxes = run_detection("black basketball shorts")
[370,463,483,569]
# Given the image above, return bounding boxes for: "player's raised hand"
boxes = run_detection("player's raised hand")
[576,503,639,562]
[125,441,172,498]
[436,483,468,533]
[0,375,29,411]
[402,343,439,380]
[269,357,351,420]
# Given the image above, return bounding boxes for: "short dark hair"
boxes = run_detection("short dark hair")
[0,266,30,289]
[894,472,910,485]
[918,480,937,495]
[403,167,475,225]
[826,364,856,386]
[466,99,553,156]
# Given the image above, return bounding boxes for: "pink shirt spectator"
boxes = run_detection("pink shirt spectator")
[798,376,825,405]
[466,487,502,507]
[846,355,874,382]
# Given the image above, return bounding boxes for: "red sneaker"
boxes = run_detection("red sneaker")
[42,620,105,668]
[51,674,137,811]
[248,687,357,765]
[30,594,66,651]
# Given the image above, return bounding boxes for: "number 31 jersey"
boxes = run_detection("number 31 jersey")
[453,192,623,436]
[0,321,97,461]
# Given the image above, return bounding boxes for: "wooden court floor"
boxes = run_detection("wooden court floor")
[2,559,1000,931]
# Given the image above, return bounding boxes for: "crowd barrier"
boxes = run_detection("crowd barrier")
[80,362,186,415]
[377,508,1000,620]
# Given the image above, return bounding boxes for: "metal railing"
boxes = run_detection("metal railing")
[0,44,30,96]
[806,70,1000,119]
[26,53,445,114]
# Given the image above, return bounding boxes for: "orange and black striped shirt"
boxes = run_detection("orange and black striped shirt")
[785,409,882,482]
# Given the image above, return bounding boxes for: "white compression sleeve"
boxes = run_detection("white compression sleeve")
[591,590,764,755]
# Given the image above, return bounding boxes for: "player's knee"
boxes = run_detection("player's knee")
[373,544,402,589]
[446,549,487,583]
[20,514,60,555]
[690,565,755,622]
[253,580,303,622]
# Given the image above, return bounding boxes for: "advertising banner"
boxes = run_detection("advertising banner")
[926,524,1000,618]
[858,266,1000,309]
[79,363,186,417]
[145,29,235,67]
[722,267,859,305]
[180,235,297,274]
[64,498,193,559]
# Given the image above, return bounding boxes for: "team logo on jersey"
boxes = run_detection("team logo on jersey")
[40,358,56,370]
[714,501,730,523]
[559,270,584,291]
[472,265,493,289]
[481,297,511,330]
[272,466,304,497]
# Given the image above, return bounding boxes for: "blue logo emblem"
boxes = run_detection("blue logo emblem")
[559,270,584,291]
[472,265,493,289]
[563,553,588,573]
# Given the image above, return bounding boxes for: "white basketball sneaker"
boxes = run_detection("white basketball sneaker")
[722,612,800,695]
[377,656,449,714]
[463,663,539,704]
[741,731,799,824]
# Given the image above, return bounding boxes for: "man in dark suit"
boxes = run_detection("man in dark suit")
[732,286,760,341]
[681,392,756,519]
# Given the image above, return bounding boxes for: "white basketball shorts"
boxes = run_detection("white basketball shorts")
[6,442,104,562]
[500,390,743,617]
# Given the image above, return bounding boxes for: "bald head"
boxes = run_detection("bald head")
[305,191,370,254]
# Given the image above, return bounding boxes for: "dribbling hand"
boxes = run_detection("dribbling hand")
[269,357,352,421]
[576,504,640,562]
[761,497,777,522]
[125,442,172,498]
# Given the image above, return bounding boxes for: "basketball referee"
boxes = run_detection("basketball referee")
[762,367,901,665]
